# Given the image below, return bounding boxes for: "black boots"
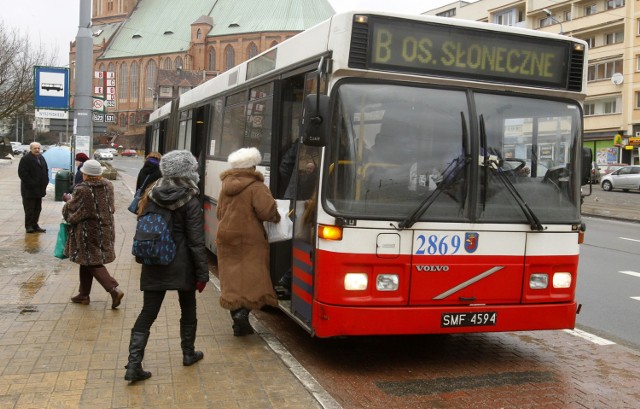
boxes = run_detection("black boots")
[180,320,204,366]
[231,308,254,336]
[124,330,152,382]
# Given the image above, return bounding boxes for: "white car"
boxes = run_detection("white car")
[94,149,114,160]
[601,165,640,192]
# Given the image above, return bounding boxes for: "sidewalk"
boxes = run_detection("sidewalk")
[0,158,329,409]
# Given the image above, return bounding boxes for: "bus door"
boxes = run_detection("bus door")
[290,144,321,324]
[409,230,527,313]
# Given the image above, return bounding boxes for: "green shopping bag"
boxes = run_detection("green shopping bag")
[54,222,68,259]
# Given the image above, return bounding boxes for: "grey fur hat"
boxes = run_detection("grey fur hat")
[160,150,199,183]
[228,147,261,169]
[80,159,103,176]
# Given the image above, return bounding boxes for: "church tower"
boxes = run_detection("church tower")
[92,0,137,24]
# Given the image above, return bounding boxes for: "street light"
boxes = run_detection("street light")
[543,9,564,35]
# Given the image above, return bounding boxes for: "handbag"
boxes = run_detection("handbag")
[264,199,293,243]
[54,222,69,259]
[128,175,150,214]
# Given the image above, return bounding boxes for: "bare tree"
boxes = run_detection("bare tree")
[0,21,56,121]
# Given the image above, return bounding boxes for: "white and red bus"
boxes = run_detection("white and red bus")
[146,11,592,337]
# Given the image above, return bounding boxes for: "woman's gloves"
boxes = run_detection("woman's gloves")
[196,281,207,293]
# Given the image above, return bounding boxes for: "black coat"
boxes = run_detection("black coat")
[136,160,162,191]
[139,178,209,291]
[18,153,49,198]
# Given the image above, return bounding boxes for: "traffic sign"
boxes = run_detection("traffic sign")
[106,87,116,94]
[94,86,104,94]
[105,79,116,86]
[34,66,70,110]
[92,98,104,111]
[106,94,115,101]
[105,114,116,123]
[105,100,116,107]
[93,112,104,122]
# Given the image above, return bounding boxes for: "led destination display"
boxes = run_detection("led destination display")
[367,17,572,89]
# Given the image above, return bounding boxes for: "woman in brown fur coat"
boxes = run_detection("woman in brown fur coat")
[62,159,124,308]
[217,147,280,336]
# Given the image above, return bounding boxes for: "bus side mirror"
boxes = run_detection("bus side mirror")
[581,147,592,185]
[301,94,329,146]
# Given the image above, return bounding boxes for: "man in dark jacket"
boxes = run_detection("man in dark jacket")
[18,142,49,233]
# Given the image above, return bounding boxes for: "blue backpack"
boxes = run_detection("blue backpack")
[132,204,176,265]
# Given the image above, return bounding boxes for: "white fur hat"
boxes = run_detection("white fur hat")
[228,147,261,169]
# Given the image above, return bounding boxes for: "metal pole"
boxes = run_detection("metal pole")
[74,0,93,155]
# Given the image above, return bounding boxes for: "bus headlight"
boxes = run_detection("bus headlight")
[553,272,572,288]
[344,273,368,291]
[376,274,399,291]
[529,273,548,289]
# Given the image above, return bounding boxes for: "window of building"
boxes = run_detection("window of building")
[587,59,623,81]
[583,37,596,48]
[605,31,624,45]
[270,40,278,49]
[540,17,553,28]
[175,56,183,70]
[605,0,625,10]
[145,60,157,98]
[637,18,640,35]
[584,103,595,116]
[196,29,202,39]
[635,92,640,109]
[247,43,259,59]
[564,11,571,21]
[129,113,135,125]
[163,58,173,70]
[118,62,128,100]
[179,86,191,95]
[585,4,597,16]
[130,62,139,100]
[159,86,172,98]
[208,48,216,71]
[584,97,621,115]
[437,8,456,17]
[225,45,235,70]
[494,10,515,26]
[184,55,192,70]
[637,55,640,71]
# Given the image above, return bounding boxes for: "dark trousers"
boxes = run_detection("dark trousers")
[133,290,197,333]
[78,265,119,295]
[22,197,42,230]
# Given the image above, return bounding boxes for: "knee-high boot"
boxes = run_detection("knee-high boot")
[230,308,254,336]
[124,330,152,382]
[180,320,204,366]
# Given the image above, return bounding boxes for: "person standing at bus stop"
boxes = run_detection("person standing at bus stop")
[18,142,49,233]
[136,152,162,192]
[216,147,280,336]
[124,150,209,382]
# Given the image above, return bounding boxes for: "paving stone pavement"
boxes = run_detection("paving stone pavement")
[0,157,327,409]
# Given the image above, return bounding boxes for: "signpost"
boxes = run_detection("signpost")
[34,66,70,110]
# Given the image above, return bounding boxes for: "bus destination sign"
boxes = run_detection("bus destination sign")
[367,17,571,89]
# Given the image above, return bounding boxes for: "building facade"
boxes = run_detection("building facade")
[69,0,334,147]
[426,0,639,166]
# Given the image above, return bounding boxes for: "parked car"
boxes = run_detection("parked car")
[121,149,138,157]
[94,149,113,160]
[601,165,640,192]
[600,163,627,176]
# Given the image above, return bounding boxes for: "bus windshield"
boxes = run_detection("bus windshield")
[325,82,582,225]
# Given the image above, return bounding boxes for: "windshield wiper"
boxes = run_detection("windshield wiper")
[479,118,544,231]
[398,112,470,229]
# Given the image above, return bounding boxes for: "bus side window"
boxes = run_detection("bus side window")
[208,98,223,157]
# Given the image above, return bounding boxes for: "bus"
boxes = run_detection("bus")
[146,11,592,338]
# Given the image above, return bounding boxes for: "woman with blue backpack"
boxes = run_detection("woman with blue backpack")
[124,150,210,382]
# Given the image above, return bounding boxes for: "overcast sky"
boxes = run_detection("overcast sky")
[0,0,465,66]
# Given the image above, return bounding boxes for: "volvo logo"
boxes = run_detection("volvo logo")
[416,265,449,272]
